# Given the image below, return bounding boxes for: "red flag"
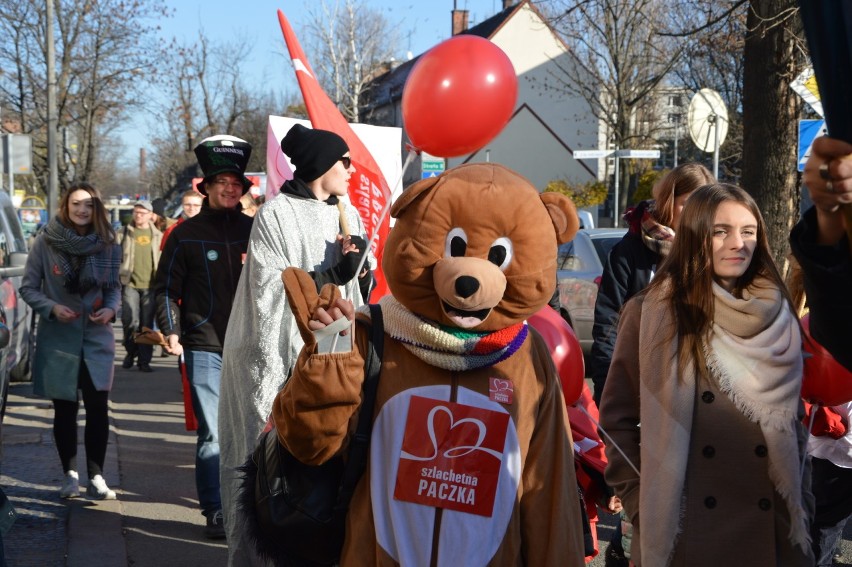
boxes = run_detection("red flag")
[277,10,391,299]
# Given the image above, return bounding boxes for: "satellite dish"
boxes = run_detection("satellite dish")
[687,88,728,177]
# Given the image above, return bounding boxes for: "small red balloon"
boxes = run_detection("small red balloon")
[402,35,517,158]
[801,314,852,406]
[528,306,585,406]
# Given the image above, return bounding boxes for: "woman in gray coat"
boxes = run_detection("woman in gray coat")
[20,183,121,500]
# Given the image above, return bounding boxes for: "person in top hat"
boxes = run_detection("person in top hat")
[154,134,254,540]
[219,123,374,565]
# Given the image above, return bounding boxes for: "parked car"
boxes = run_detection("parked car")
[555,228,627,353]
[0,190,33,417]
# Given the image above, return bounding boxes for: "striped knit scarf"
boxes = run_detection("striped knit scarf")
[42,217,121,293]
[366,296,528,371]
[624,200,675,257]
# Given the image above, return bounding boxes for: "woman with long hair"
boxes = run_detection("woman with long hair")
[21,183,122,500]
[600,183,814,566]
[589,162,715,405]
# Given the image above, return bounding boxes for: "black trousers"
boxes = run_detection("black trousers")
[811,456,852,566]
[52,362,110,478]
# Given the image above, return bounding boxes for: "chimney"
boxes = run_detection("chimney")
[452,9,469,35]
[139,148,147,181]
[503,0,515,9]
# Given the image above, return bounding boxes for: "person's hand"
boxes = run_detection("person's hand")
[88,307,114,325]
[803,136,852,245]
[338,235,368,280]
[282,267,352,349]
[804,136,852,213]
[52,304,80,323]
[165,334,183,356]
[307,297,355,334]
[607,495,623,514]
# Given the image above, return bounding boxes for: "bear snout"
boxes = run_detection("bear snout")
[455,275,480,298]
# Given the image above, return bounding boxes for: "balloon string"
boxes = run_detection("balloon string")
[354,148,418,279]
[575,402,641,478]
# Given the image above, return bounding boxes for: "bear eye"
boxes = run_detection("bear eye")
[488,237,513,271]
[445,228,468,257]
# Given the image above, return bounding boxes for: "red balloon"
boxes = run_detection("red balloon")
[528,306,585,406]
[801,314,852,405]
[402,35,517,158]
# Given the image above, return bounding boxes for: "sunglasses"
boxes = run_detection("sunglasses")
[338,156,352,169]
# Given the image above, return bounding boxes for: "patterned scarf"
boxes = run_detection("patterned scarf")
[623,199,675,257]
[363,296,528,371]
[636,278,808,565]
[42,217,121,293]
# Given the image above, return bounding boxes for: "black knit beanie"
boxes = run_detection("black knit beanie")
[280,124,349,182]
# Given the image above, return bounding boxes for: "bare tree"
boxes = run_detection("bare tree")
[0,0,169,194]
[669,0,806,267]
[741,0,805,269]
[539,0,689,215]
[147,31,281,198]
[306,0,400,122]
[671,2,747,181]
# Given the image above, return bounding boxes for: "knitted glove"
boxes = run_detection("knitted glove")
[309,235,368,290]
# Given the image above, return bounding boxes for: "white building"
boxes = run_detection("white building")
[362,1,601,193]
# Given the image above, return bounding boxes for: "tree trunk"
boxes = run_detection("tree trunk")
[741,0,803,270]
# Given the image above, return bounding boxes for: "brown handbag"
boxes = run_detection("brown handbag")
[133,327,168,347]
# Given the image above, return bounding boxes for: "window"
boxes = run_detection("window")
[668,113,682,124]
[668,95,683,107]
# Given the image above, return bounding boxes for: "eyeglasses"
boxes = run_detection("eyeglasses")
[338,156,352,169]
[183,203,202,209]
[210,179,244,190]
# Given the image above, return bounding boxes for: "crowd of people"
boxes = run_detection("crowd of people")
[11,125,852,566]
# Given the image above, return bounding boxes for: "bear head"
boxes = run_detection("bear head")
[383,163,578,332]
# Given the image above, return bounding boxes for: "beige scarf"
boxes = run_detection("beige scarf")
[638,278,808,566]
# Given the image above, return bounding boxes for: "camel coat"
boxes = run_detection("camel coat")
[600,296,813,566]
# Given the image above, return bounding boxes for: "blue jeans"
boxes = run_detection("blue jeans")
[184,349,222,516]
[121,286,154,365]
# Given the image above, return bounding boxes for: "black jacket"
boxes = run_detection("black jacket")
[589,229,659,404]
[154,203,253,353]
[790,206,852,372]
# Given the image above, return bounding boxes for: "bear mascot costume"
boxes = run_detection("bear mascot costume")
[271,163,586,565]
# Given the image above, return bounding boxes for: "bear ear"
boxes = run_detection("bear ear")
[391,174,441,218]
[540,192,579,244]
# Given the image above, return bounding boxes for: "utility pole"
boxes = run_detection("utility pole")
[47,0,59,217]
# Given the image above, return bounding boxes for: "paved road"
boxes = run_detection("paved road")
[0,330,848,565]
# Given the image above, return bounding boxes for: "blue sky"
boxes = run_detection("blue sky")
[118,0,502,167]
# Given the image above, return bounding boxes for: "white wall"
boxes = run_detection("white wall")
[447,4,601,187]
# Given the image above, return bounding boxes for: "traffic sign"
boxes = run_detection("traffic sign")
[798,119,827,172]
[573,150,613,159]
[421,152,445,180]
[791,67,823,117]
[616,149,660,159]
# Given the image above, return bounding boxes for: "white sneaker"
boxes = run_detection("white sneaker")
[60,470,80,499]
[86,475,117,500]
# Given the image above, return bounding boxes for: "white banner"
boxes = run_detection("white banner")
[266,116,403,204]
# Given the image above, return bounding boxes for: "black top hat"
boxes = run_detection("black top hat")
[194,135,252,195]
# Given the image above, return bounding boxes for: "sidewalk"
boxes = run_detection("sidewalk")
[0,330,227,566]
